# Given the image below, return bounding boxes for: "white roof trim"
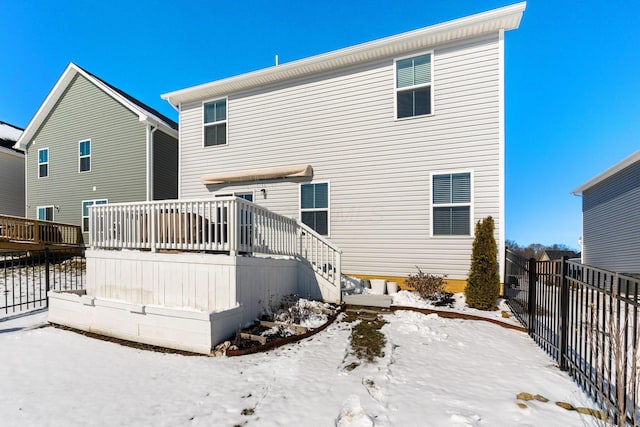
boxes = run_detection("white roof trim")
[161,2,526,106]
[572,150,640,195]
[15,63,177,150]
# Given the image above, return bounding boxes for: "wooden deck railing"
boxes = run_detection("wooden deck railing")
[0,214,82,248]
[90,198,342,288]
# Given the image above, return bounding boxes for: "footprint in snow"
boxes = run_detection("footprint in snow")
[449,413,481,426]
[362,377,385,404]
[335,395,374,427]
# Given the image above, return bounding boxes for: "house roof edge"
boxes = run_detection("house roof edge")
[571,150,640,195]
[161,2,526,106]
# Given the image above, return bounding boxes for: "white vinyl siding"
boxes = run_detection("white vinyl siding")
[178,34,502,279]
[395,52,433,119]
[203,98,227,146]
[37,206,54,221]
[432,172,471,236]
[79,139,91,172]
[38,148,49,178]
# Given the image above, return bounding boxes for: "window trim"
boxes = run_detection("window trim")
[202,97,229,148]
[430,170,474,238]
[299,181,331,237]
[38,147,49,178]
[78,139,91,173]
[394,50,435,120]
[82,199,108,233]
[37,205,54,221]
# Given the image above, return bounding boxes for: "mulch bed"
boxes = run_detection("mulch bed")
[390,305,527,332]
[226,305,344,357]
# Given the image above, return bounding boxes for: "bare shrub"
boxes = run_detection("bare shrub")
[407,267,444,299]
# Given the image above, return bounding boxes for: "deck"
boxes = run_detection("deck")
[0,215,82,251]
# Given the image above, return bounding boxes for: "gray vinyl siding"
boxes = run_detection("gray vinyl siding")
[0,152,25,216]
[582,160,640,274]
[178,34,502,279]
[25,74,147,241]
[152,130,178,200]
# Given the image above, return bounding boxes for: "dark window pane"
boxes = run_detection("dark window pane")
[39,149,48,163]
[397,91,414,118]
[451,206,470,235]
[452,173,471,203]
[80,156,90,172]
[433,174,451,204]
[39,164,48,177]
[80,140,90,156]
[302,211,328,235]
[433,207,451,236]
[83,217,89,232]
[314,183,328,209]
[205,124,226,146]
[413,87,431,116]
[301,184,315,209]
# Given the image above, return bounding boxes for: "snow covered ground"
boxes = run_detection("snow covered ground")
[0,301,599,426]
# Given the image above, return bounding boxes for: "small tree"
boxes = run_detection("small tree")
[465,216,500,310]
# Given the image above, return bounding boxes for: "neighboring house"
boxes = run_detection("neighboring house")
[572,150,640,274]
[0,121,25,217]
[160,2,526,288]
[14,63,178,242]
[538,250,580,262]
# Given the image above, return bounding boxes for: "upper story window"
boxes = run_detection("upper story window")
[79,139,91,172]
[432,172,471,236]
[395,53,433,119]
[300,182,329,236]
[38,148,49,178]
[37,206,54,221]
[203,98,227,146]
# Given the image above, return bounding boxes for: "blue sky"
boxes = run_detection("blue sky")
[1,1,638,249]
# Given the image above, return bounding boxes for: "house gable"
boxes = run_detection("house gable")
[24,72,149,226]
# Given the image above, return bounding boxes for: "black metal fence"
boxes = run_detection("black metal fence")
[0,248,85,317]
[505,249,639,424]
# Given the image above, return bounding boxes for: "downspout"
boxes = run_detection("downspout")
[498,28,506,284]
[146,124,157,201]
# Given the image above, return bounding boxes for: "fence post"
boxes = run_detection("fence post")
[528,257,537,334]
[559,255,570,371]
[44,247,51,308]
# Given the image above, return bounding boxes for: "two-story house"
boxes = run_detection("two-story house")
[160,2,526,290]
[48,3,526,354]
[14,63,178,242]
[0,121,25,217]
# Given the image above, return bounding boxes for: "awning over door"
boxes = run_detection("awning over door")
[201,164,313,185]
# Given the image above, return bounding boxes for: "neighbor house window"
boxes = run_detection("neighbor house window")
[395,52,433,119]
[82,199,107,232]
[300,182,329,235]
[37,206,54,221]
[203,98,227,146]
[79,139,91,172]
[38,148,49,178]
[432,172,471,236]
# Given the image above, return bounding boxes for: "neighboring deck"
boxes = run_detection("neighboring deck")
[0,214,82,251]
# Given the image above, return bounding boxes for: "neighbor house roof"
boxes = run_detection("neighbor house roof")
[571,150,640,195]
[0,121,24,156]
[14,63,177,151]
[538,250,580,261]
[161,2,526,107]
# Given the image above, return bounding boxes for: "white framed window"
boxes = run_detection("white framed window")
[235,192,253,202]
[395,52,433,119]
[203,98,227,146]
[432,172,472,236]
[38,148,49,178]
[79,139,91,172]
[300,182,329,236]
[37,206,54,221]
[82,199,107,232]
